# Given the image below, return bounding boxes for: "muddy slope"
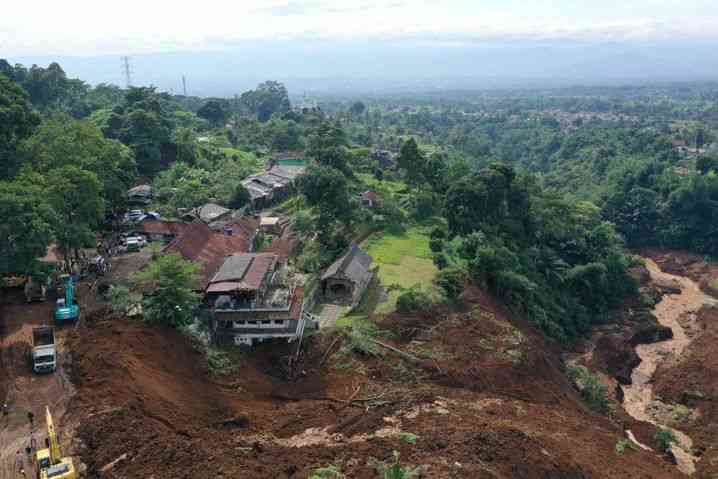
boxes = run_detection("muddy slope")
[65,290,680,479]
[621,259,715,474]
[653,304,718,479]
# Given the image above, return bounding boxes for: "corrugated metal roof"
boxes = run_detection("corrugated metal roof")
[211,255,253,283]
[206,253,278,292]
[321,245,373,283]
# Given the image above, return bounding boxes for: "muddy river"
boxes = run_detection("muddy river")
[622,258,717,475]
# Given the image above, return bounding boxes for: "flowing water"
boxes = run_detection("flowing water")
[622,258,717,475]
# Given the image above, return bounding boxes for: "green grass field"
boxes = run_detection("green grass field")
[362,226,438,314]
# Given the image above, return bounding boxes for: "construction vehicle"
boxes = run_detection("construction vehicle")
[54,275,79,325]
[31,327,56,373]
[36,406,76,479]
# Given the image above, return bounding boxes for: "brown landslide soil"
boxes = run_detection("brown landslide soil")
[62,288,685,479]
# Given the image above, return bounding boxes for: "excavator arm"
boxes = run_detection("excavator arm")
[46,406,62,465]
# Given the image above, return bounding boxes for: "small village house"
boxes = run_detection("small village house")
[184,203,232,224]
[242,155,306,210]
[320,245,373,304]
[360,191,378,208]
[260,217,282,235]
[163,222,252,289]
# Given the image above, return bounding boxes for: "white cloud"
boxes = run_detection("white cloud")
[2,0,718,56]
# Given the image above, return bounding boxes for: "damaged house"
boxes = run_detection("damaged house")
[205,253,306,347]
[163,222,252,288]
[242,164,305,210]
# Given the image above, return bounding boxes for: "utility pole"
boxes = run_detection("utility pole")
[121,56,132,88]
[182,75,187,96]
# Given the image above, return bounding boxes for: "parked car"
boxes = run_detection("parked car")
[125,209,145,222]
[125,236,147,252]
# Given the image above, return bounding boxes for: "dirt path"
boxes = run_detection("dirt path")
[622,258,717,475]
[0,291,76,479]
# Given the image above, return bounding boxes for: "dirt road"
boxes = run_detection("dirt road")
[0,290,76,479]
[622,258,717,474]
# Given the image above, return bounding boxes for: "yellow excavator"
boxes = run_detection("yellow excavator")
[36,406,76,479]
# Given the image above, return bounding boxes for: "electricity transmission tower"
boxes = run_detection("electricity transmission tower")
[121,56,132,88]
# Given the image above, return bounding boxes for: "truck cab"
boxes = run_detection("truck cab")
[32,327,57,374]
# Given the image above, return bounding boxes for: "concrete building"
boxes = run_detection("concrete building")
[205,253,306,347]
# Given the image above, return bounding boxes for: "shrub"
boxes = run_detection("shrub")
[429,226,447,241]
[396,286,432,314]
[397,432,419,445]
[432,253,448,270]
[615,439,635,454]
[429,236,444,253]
[434,267,466,301]
[654,428,677,451]
[309,465,346,479]
[567,366,609,413]
[108,285,139,316]
[368,451,423,479]
[206,348,239,377]
[346,322,382,357]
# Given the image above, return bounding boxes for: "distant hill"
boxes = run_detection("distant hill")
[9,39,718,97]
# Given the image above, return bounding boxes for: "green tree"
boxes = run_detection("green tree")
[240,81,291,122]
[349,100,366,117]
[603,186,660,247]
[0,178,54,275]
[396,138,425,186]
[307,122,351,175]
[696,155,718,175]
[133,253,201,327]
[19,115,136,212]
[174,127,199,165]
[47,166,104,268]
[299,165,352,229]
[197,99,228,127]
[696,128,706,149]
[228,183,250,209]
[0,74,40,178]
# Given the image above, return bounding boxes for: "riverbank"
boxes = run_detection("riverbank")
[621,258,715,474]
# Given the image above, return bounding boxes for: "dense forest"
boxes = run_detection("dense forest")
[1,59,717,343]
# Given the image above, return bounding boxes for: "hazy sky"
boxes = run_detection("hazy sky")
[4,0,718,56]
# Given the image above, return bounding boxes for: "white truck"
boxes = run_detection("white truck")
[32,327,57,374]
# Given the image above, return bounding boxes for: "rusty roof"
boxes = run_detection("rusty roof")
[164,222,251,287]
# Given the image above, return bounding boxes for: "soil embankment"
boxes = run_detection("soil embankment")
[621,259,716,474]
[64,289,682,478]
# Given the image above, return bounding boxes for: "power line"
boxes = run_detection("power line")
[121,56,132,88]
